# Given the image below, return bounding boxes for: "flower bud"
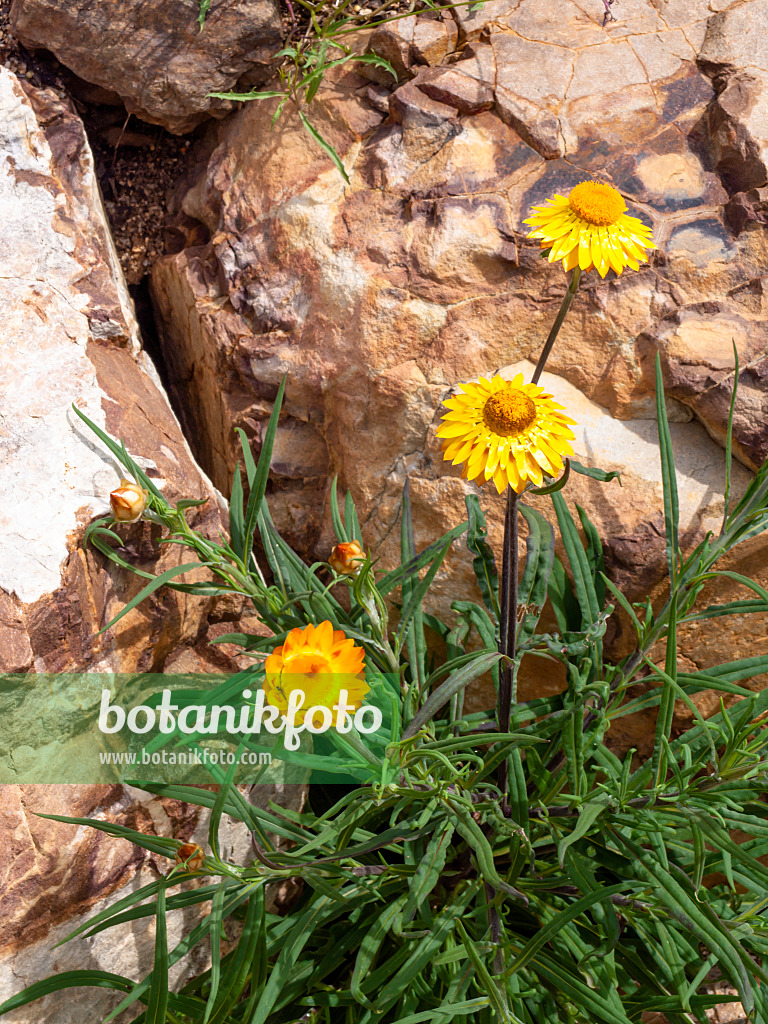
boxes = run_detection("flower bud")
[329,539,366,576]
[110,479,148,523]
[174,842,205,872]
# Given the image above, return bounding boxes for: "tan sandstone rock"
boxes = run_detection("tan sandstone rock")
[9,0,282,134]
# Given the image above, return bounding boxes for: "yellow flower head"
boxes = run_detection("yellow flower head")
[524,180,656,277]
[263,621,368,725]
[437,374,576,494]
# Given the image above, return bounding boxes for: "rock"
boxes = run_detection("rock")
[698,0,768,75]
[0,65,302,1018]
[699,1,768,191]
[706,71,768,192]
[412,15,459,67]
[0,66,224,672]
[362,16,418,84]
[0,782,305,1023]
[9,0,282,133]
[150,0,768,737]
[362,12,458,85]
[725,186,768,235]
[413,66,495,116]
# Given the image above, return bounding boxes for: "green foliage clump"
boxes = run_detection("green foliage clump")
[2,355,768,1024]
[202,0,485,179]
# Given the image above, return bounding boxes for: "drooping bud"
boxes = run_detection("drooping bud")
[174,842,205,872]
[109,479,148,523]
[329,539,366,576]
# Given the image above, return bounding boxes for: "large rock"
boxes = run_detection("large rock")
[0,65,300,1019]
[699,1,768,192]
[0,66,224,674]
[149,0,768,713]
[10,0,282,133]
[0,786,240,1024]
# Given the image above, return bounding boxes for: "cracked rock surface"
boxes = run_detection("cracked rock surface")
[9,0,282,133]
[151,0,768,711]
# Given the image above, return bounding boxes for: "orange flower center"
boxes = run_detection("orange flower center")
[283,650,332,676]
[568,181,626,226]
[482,388,537,437]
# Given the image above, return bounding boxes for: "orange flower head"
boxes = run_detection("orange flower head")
[263,621,368,726]
[110,479,148,523]
[175,842,205,872]
[329,540,366,576]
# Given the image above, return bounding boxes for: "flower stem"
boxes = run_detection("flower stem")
[531,265,582,385]
[497,489,519,806]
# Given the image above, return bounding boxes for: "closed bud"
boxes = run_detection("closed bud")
[174,842,206,872]
[329,539,366,576]
[110,479,148,523]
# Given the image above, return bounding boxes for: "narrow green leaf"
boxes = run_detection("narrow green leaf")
[378,523,467,596]
[208,888,265,1024]
[395,538,452,653]
[516,504,555,647]
[401,652,502,739]
[722,341,739,534]
[208,745,241,860]
[505,882,636,977]
[655,353,680,583]
[145,884,169,1023]
[465,494,500,619]
[242,376,286,562]
[298,110,350,183]
[455,919,513,1022]
[208,88,286,100]
[36,814,178,860]
[351,895,408,1009]
[71,404,165,502]
[403,823,455,919]
[330,476,349,542]
[0,972,134,1014]
[98,561,209,634]
[229,460,245,560]
[569,460,621,485]
[557,794,612,867]
[551,493,600,629]
[344,489,363,544]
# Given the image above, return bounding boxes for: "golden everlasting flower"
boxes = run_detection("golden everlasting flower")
[437,373,576,494]
[175,842,206,872]
[264,621,368,725]
[524,180,656,277]
[110,479,148,523]
[329,539,366,576]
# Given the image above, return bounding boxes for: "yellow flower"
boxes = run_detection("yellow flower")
[437,374,576,494]
[263,621,368,725]
[524,180,656,277]
[329,540,366,576]
[110,479,148,523]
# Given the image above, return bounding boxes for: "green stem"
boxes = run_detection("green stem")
[531,266,582,384]
[497,490,519,808]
